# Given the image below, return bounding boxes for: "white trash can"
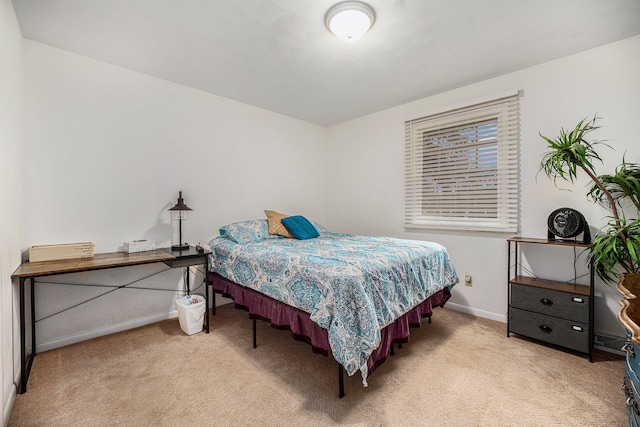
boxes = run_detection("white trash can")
[175,294,206,335]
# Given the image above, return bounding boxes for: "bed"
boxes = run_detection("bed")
[207,217,458,395]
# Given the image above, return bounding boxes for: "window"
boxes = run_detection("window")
[404,90,519,232]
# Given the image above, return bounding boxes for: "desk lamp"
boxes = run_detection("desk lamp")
[169,191,192,250]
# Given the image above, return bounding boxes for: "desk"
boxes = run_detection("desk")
[11,247,211,393]
[161,246,210,294]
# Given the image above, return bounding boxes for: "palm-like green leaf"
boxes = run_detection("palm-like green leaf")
[588,156,640,210]
[539,115,640,283]
[589,217,640,283]
[539,116,606,184]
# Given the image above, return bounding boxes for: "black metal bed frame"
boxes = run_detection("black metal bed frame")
[209,274,442,398]
[247,312,428,398]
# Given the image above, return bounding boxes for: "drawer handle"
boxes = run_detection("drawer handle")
[571,325,583,332]
[539,325,552,333]
[572,297,584,303]
[623,337,636,358]
[623,379,640,415]
[540,298,553,306]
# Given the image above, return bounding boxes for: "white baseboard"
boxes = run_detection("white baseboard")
[446,302,507,323]
[33,310,180,353]
[216,296,233,306]
[32,296,233,354]
[4,383,16,427]
[32,299,501,353]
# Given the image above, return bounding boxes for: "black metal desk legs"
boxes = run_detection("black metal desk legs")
[19,277,35,394]
[182,257,210,334]
[204,256,210,333]
[211,281,216,316]
[17,255,212,393]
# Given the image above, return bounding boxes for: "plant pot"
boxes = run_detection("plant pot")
[617,272,640,426]
[617,272,640,344]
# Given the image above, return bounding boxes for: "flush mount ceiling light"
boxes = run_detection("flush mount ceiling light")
[325,1,376,42]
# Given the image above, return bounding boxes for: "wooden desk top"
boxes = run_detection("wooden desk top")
[11,250,177,279]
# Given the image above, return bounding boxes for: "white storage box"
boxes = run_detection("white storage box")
[175,294,206,335]
[123,240,156,253]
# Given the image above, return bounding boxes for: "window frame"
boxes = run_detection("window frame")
[404,90,519,233]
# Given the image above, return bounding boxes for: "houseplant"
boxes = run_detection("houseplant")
[539,117,640,424]
[539,115,640,284]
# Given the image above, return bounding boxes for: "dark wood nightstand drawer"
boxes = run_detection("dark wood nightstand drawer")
[511,283,589,323]
[509,307,590,353]
[160,247,209,269]
[162,256,205,269]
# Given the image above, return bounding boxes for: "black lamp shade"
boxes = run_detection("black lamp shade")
[169,191,192,212]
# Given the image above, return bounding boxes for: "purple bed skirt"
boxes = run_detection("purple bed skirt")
[209,272,451,376]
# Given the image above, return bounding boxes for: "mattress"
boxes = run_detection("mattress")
[209,230,458,384]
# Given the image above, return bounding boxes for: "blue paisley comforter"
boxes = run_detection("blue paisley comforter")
[209,232,458,384]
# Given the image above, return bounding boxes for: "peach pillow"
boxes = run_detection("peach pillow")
[264,210,294,238]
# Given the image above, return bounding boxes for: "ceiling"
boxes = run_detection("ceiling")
[12,0,640,127]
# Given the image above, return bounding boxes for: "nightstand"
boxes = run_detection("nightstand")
[507,237,594,361]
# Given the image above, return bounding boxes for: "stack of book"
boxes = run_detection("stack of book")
[29,242,95,262]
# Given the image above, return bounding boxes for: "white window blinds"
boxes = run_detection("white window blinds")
[404,91,519,232]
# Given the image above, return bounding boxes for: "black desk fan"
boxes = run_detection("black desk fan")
[547,207,591,244]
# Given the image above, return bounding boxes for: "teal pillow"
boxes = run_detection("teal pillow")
[219,219,280,244]
[281,216,320,240]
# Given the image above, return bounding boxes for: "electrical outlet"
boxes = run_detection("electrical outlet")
[465,274,472,286]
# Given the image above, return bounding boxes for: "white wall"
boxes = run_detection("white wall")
[326,35,640,337]
[15,28,640,403]
[22,40,327,351]
[0,0,22,422]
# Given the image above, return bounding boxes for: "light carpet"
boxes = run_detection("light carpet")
[9,304,626,426]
